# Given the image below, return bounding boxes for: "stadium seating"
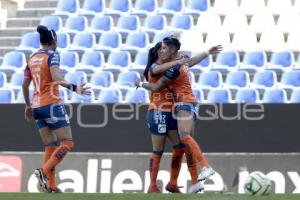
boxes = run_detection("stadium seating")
[258,29,285,52]
[80,0,105,17]
[207,89,232,103]
[280,71,300,93]
[76,52,104,73]
[290,89,300,103]
[252,71,277,93]
[235,88,259,103]
[131,0,157,17]
[230,30,258,52]
[122,32,149,54]
[211,50,240,73]
[188,55,212,73]
[152,31,173,45]
[64,16,88,36]
[184,0,209,17]
[105,0,132,17]
[195,12,221,33]
[239,51,267,73]
[0,88,14,103]
[59,87,68,103]
[130,51,148,72]
[192,88,204,102]
[157,0,184,17]
[16,89,34,103]
[189,71,196,86]
[196,71,223,92]
[94,32,122,54]
[222,12,248,34]
[69,32,96,53]
[267,50,294,72]
[54,0,79,18]
[142,15,167,37]
[213,0,239,15]
[115,71,140,92]
[9,72,24,92]
[0,51,26,74]
[104,51,131,73]
[169,15,194,31]
[250,11,275,33]
[205,30,231,50]
[240,0,266,15]
[125,88,150,103]
[70,91,95,103]
[277,12,300,33]
[40,16,62,32]
[90,71,114,94]
[0,72,7,88]
[60,52,79,73]
[286,30,300,52]
[65,71,88,86]
[262,88,287,103]
[89,16,113,36]
[56,32,71,52]
[180,30,204,53]
[17,32,40,54]
[115,15,140,37]
[224,71,250,93]
[97,88,122,103]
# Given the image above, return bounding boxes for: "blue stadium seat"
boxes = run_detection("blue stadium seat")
[290,89,300,103]
[56,32,71,52]
[211,50,240,73]
[80,0,105,17]
[94,32,122,54]
[122,32,149,54]
[184,0,210,16]
[189,71,196,87]
[65,71,87,86]
[152,31,173,45]
[0,89,14,103]
[64,16,88,36]
[224,71,250,93]
[192,88,204,102]
[76,52,104,73]
[9,72,24,92]
[267,50,294,73]
[207,89,232,103]
[0,52,26,74]
[262,88,287,103]
[70,90,95,103]
[115,71,140,92]
[130,51,148,72]
[97,88,122,103]
[125,88,150,103]
[197,71,223,93]
[131,0,157,17]
[239,51,267,73]
[16,89,34,103]
[188,54,212,73]
[157,0,184,17]
[281,71,300,93]
[40,16,62,31]
[115,15,140,37]
[60,52,79,73]
[0,72,7,88]
[252,71,277,93]
[169,15,194,31]
[90,71,114,94]
[54,0,79,18]
[105,0,132,17]
[17,32,40,54]
[90,16,113,37]
[143,15,167,37]
[235,88,259,103]
[104,51,131,73]
[59,87,68,103]
[69,32,96,53]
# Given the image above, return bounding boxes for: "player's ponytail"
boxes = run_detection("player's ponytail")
[144,42,162,81]
[37,25,57,45]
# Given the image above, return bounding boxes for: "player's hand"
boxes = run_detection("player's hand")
[208,45,223,55]
[135,78,141,89]
[178,58,192,66]
[25,106,33,122]
[76,83,91,96]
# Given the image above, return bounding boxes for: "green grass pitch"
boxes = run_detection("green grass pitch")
[0,193,300,200]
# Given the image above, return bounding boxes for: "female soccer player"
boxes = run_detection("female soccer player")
[22,25,90,193]
[144,42,201,193]
[137,37,222,192]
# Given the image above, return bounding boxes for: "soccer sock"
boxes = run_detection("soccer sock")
[169,143,184,186]
[44,141,58,189]
[149,151,163,187]
[184,145,199,184]
[43,140,74,178]
[180,134,209,168]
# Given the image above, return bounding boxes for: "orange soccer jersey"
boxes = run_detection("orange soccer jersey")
[148,63,174,112]
[24,49,61,108]
[164,64,197,103]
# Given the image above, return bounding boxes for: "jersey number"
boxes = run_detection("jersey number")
[32,74,41,94]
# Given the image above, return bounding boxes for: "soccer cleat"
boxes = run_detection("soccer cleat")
[187,181,204,193]
[147,185,161,193]
[165,183,182,193]
[198,167,215,181]
[34,168,49,192]
[50,188,63,193]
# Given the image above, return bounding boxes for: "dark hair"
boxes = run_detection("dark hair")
[162,36,181,51]
[143,42,162,81]
[37,25,57,45]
